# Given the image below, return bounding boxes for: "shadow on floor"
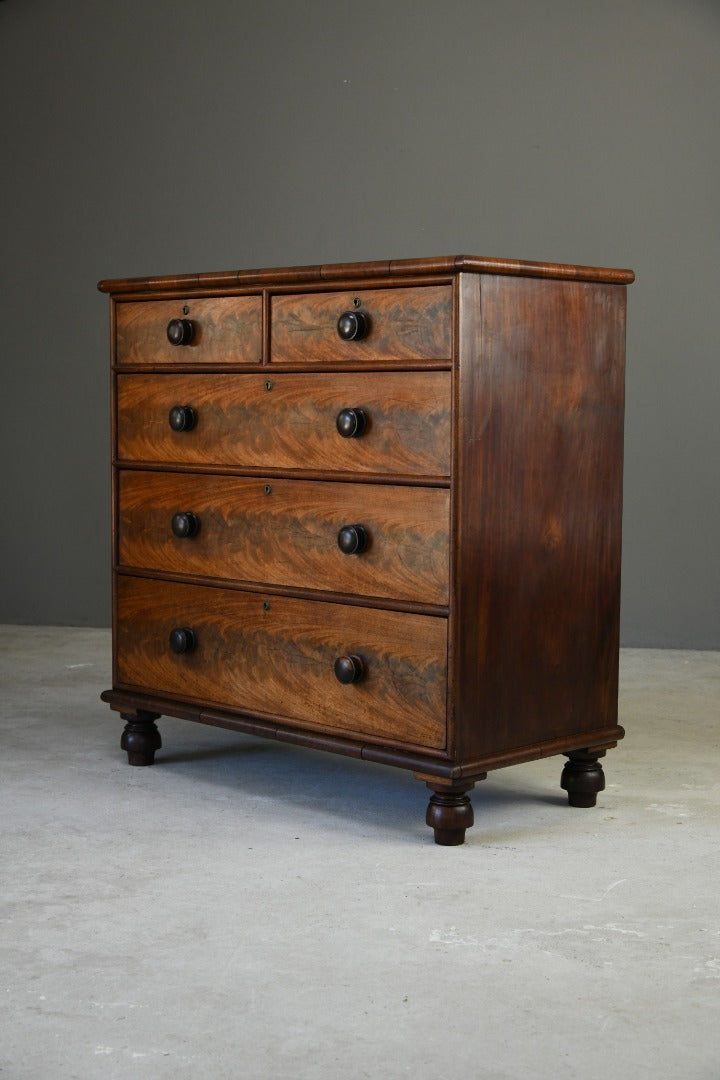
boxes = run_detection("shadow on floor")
[129,721,570,841]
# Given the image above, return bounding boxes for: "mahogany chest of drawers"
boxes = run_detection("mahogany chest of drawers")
[99,254,633,844]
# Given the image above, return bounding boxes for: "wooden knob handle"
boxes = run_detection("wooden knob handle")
[333,654,365,684]
[337,310,369,341]
[168,405,196,432]
[167,318,194,346]
[336,408,367,438]
[171,512,200,538]
[169,627,196,654]
[337,524,367,555]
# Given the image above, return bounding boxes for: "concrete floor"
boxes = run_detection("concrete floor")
[1,626,718,1080]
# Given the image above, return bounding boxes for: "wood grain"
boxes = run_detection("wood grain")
[116,576,448,751]
[116,295,262,365]
[118,471,450,604]
[270,285,451,362]
[453,273,627,759]
[116,371,451,476]
[98,255,635,294]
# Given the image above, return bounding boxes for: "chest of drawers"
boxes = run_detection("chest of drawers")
[99,254,633,844]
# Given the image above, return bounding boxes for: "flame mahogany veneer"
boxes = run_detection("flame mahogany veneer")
[99,253,634,845]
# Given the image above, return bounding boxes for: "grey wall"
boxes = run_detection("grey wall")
[1,0,718,647]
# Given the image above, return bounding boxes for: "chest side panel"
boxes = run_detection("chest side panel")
[453,274,626,761]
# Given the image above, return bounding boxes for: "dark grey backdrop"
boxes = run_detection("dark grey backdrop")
[1,0,718,647]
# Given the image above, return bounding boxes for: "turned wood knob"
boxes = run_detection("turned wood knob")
[167,318,194,346]
[337,524,367,555]
[333,654,365,684]
[168,405,196,432]
[336,407,367,438]
[169,627,196,654]
[171,511,200,538]
[337,310,369,341]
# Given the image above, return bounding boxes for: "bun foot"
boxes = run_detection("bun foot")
[561,749,606,807]
[425,786,475,845]
[120,710,162,766]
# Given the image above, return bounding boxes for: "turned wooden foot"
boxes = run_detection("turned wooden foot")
[423,781,477,845]
[120,710,162,766]
[561,749,606,807]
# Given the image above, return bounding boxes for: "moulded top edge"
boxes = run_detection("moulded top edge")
[97,254,635,294]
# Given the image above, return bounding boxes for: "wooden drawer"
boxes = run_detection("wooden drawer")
[270,285,452,363]
[116,576,447,751]
[116,372,451,477]
[116,296,262,366]
[119,471,450,605]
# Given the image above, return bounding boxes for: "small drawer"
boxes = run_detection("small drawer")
[270,285,452,363]
[116,576,447,751]
[116,296,262,366]
[118,471,450,605]
[116,372,451,477]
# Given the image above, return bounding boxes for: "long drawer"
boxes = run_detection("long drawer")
[118,471,450,605]
[116,296,263,365]
[116,576,447,751]
[116,372,451,476]
[270,285,452,362]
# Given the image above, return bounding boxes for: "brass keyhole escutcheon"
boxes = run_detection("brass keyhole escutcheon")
[263,600,271,612]
[182,304,190,315]
[264,484,272,495]
[353,297,361,308]
[265,380,274,391]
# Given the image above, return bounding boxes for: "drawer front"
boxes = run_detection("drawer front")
[116,296,262,366]
[119,472,450,605]
[116,372,451,476]
[116,576,447,751]
[270,285,452,362]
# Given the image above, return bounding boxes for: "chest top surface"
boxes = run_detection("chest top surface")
[98,253,634,295]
